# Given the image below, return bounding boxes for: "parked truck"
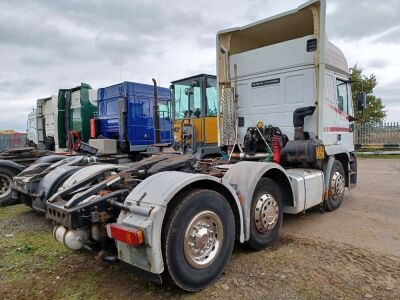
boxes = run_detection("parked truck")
[170,74,222,158]
[46,0,362,291]
[91,81,173,158]
[26,110,38,146]
[0,84,97,206]
[9,76,218,210]
[56,83,97,151]
[10,80,175,211]
[37,95,58,151]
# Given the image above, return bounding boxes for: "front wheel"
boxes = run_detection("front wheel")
[162,189,235,291]
[325,160,346,211]
[246,177,283,251]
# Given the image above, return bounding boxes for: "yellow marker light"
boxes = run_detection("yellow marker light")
[257,121,264,129]
[315,145,325,160]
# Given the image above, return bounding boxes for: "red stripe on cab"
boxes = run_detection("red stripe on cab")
[324,127,350,132]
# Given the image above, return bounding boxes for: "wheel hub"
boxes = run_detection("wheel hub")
[330,171,345,201]
[0,174,12,198]
[254,193,279,233]
[184,211,223,269]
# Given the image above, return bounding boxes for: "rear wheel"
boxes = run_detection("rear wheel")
[246,177,283,251]
[0,167,18,207]
[162,189,235,291]
[325,160,345,211]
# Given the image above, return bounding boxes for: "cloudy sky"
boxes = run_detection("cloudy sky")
[0,0,399,131]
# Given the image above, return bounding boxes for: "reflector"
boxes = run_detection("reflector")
[106,223,144,247]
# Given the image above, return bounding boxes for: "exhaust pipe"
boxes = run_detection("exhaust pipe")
[230,152,269,160]
[118,97,128,152]
[293,106,316,140]
[152,78,160,144]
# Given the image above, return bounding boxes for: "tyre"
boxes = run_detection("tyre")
[162,189,235,291]
[20,194,32,207]
[325,160,345,211]
[0,167,19,207]
[246,177,283,251]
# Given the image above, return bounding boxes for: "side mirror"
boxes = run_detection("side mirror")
[191,80,200,88]
[185,87,193,95]
[356,92,366,111]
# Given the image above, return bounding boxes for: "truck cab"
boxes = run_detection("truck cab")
[56,83,97,151]
[26,110,38,147]
[217,0,357,187]
[36,95,58,151]
[95,81,173,153]
[171,74,222,158]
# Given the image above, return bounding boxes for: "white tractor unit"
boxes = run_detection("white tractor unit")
[36,95,58,150]
[46,0,360,291]
[26,109,38,146]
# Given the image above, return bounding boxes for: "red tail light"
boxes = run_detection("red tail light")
[90,118,97,138]
[106,223,144,247]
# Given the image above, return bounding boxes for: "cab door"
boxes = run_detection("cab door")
[204,76,219,144]
[335,76,355,151]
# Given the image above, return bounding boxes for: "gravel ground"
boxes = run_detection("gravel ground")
[0,158,399,299]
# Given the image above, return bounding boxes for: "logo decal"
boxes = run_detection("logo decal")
[251,78,280,88]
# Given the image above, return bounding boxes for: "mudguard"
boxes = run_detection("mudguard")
[59,164,126,190]
[47,164,127,209]
[0,159,25,173]
[18,162,53,175]
[32,165,82,213]
[29,156,98,182]
[34,155,66,164]
[13,156,99,210]
[223,161,295,240]
[116,171,244,274]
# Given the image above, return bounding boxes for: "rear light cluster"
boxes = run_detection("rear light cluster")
[106,223,144,247]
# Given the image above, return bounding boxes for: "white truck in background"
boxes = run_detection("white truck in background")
[25,95,58,150]
[26,109,38,146]
[47,0,363,291]
[37,95,58,150]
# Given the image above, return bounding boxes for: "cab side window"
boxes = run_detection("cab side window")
[336,79,349,113]
[206,77,217,116]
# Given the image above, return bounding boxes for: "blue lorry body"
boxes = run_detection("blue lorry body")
[97,82,172,151]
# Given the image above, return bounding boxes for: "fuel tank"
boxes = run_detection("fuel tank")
[281,139,324,164]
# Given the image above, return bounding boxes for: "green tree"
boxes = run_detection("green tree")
[350,65,387,124]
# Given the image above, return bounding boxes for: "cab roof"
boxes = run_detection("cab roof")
[171,74,216,84]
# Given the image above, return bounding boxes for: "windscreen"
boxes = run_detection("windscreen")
[174,80,201,119]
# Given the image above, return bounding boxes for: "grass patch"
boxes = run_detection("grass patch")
[15,243,38,254]
[0,228,70,282]
[0,204,31,220]
[59,271,98,300]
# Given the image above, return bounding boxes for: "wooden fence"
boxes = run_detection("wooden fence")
[354,122,400,150]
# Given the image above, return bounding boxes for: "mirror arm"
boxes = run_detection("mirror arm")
[348,115,357,122]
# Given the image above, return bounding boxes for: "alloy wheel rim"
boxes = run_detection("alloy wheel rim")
[331,171,345,201]
[254,193,279,233]
[183,210,224,269]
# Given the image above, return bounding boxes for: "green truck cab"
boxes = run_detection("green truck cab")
[56,83,97,150]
